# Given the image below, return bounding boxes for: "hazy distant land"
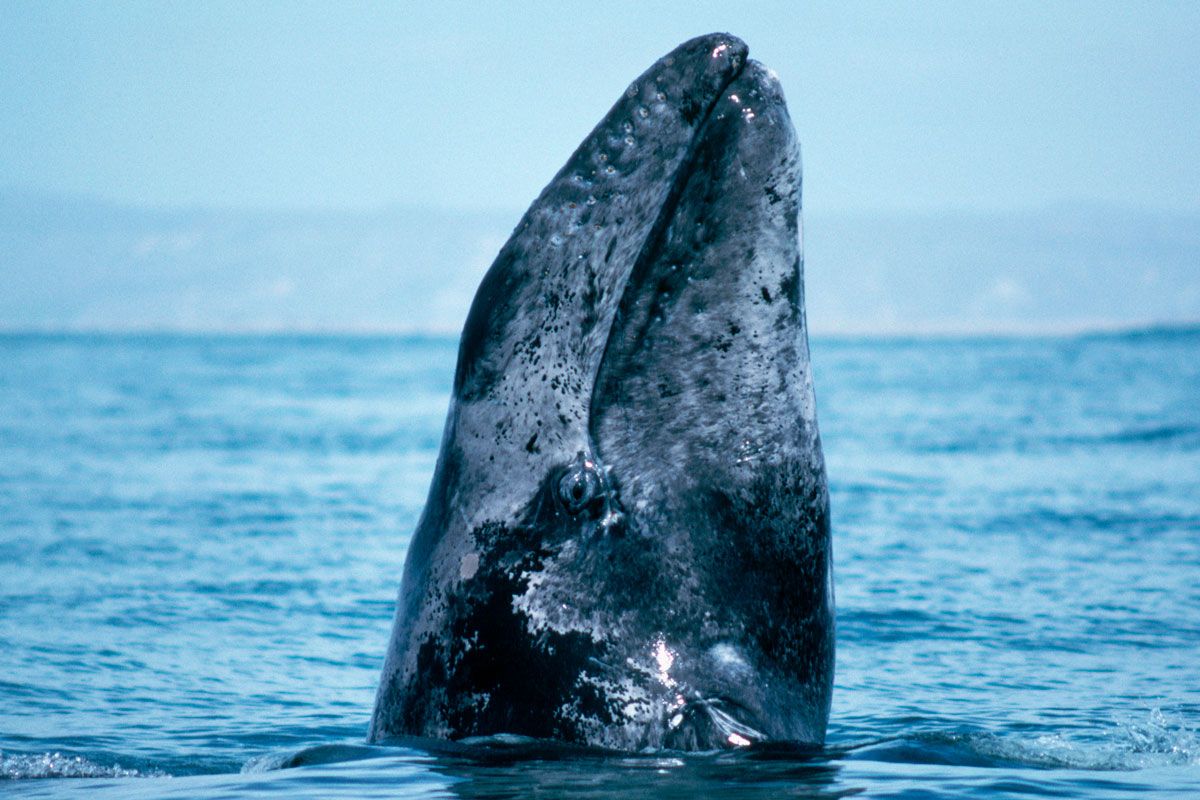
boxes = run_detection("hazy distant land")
[2,190,1197,336]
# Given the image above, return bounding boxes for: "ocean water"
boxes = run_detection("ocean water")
[2,330,1199,798]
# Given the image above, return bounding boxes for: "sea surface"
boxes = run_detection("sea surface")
[2,330,1199,798]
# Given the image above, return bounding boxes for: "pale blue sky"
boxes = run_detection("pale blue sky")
[2,1,1198,215]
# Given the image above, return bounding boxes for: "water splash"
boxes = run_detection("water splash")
[1113,707,1200,767]
[0,750,161,780]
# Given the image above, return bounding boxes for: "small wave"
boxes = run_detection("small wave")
[0,750,162,780]
[1050,424,1200,447]
[241,742,401,773]
[1114,707,1200,767]
[968,710,1200,772]
[847,708,1200,772]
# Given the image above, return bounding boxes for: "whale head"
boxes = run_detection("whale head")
[371,33,833,751]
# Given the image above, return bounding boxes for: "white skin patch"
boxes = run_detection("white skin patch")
[460,551,480,581]
[709,643,751,675]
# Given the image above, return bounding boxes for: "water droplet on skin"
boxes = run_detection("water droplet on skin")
[604,165,616,175]
[549,234,564,247]
[637,106,649,118]
[624,136,635,146]
[655,91,666,102]
[597,152,608,163]
[586,195,597,206]
[622,121,633,134]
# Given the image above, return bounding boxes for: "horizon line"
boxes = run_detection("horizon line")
[4,185,1200,222]
[3,319,1197,342]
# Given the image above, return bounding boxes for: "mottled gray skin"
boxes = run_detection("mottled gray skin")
[370,33,832,751]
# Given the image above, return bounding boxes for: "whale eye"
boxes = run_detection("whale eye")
[558,462,603,516]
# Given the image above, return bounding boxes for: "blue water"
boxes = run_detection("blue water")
[2,330,1199,798]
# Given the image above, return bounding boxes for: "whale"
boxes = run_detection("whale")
[370,33,833,751]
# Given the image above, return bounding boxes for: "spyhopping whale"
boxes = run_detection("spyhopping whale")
[370,33,832,751]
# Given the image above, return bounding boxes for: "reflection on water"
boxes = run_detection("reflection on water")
[430,748,848,800]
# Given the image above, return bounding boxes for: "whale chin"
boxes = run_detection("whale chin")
[660,697,767,751]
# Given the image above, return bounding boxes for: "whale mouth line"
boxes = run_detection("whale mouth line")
[666,696,768,750]
[587,53,755,422]
[614,54,746,289]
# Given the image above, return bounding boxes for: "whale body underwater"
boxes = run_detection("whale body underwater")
[370,33,833,751]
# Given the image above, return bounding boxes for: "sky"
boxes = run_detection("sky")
[2,1,1199,216]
